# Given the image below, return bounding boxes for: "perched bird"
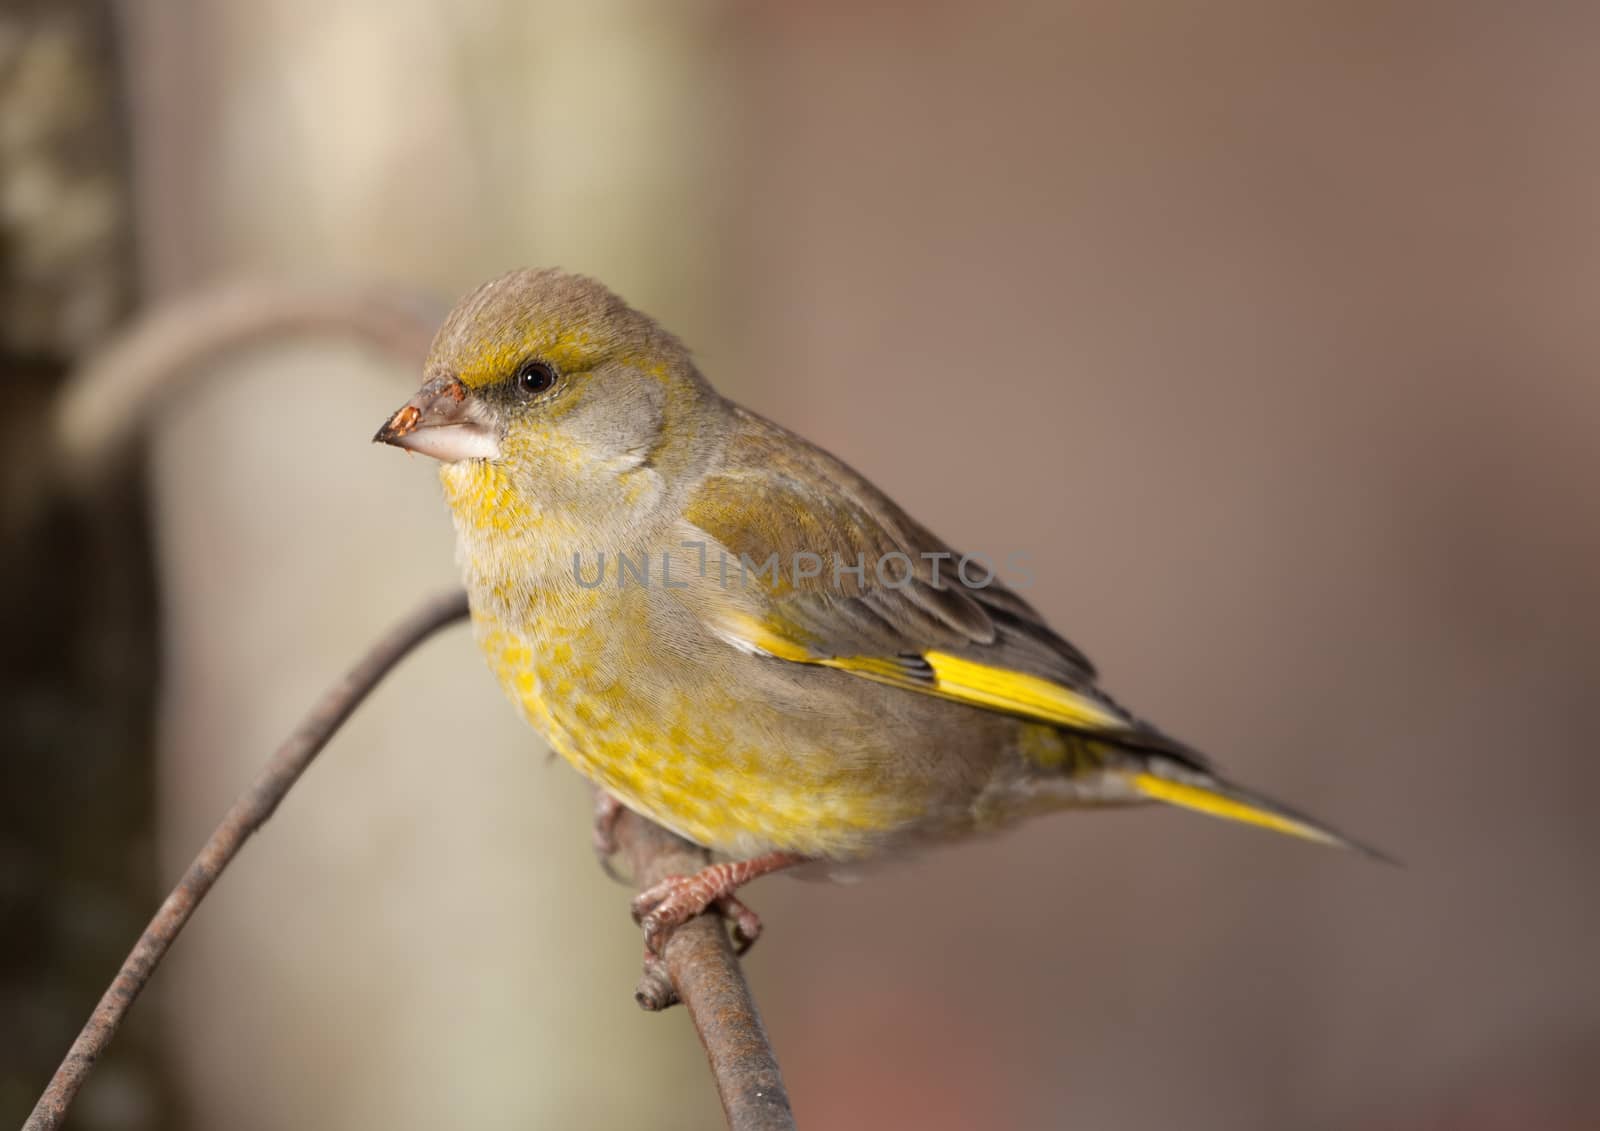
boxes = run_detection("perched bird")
[376,268,1383,951]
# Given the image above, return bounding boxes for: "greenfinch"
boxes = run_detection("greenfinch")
[376,268,1381,951]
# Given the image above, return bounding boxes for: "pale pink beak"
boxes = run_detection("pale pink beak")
[374,377,501,462]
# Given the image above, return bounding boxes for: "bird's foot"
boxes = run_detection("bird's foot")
[715,893,765,954]
[592,791,626,882]
[630,852,803,956]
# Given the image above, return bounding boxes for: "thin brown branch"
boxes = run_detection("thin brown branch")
[613,813,798,1130]
[24,589,471,1131]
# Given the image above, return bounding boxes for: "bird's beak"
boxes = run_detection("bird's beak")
[373,377,501,462]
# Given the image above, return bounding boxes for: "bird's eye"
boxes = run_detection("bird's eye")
[513,359,557,397]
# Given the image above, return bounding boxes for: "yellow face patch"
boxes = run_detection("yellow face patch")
[439,459,531,535]
[454,321,602,390]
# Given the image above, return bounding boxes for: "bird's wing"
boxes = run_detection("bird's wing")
[675,408,1143,736]
[670,409,1403,856]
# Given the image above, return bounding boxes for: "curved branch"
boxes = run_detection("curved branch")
[24,589,472,1131]
[51,280,441,488]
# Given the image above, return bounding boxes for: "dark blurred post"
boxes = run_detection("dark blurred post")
[0,2,180,1127]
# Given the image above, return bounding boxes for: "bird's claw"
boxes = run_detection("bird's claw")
[719,894,764,954]
[592,791,625,882]
[630,873,699,955]
[630,875,764,956]
[630,851,799,959]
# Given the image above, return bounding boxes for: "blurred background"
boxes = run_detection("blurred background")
[4,1,1598,1128]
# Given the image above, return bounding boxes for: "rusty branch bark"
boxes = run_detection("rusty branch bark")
[613,813,798,1130]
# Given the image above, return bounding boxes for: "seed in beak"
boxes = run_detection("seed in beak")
[387,404,421,436]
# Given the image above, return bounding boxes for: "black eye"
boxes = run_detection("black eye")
[513,359,557,397]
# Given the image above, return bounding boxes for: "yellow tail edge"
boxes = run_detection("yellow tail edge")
[1130,771,1397,865]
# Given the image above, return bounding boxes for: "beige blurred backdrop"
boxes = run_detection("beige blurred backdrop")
[110,2,1598,1128]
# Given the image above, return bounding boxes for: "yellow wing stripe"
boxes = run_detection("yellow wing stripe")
[719,612,816,662]
[1131,773,1344,848]
[723,608,1124,731]
[921,651,1125,729]
[820,649,1125,730]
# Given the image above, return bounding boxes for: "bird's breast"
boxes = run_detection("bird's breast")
[464,571,964,859]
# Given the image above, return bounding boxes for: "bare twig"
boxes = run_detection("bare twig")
[51,280,441,487]
[24,590,471,1131]
[613,813,797,1130]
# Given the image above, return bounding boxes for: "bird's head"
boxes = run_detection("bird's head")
[376,268,721,536]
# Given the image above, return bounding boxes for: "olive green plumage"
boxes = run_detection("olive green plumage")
[377,267,1381,870]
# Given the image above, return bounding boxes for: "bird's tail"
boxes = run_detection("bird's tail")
[1121,756,1395,863]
